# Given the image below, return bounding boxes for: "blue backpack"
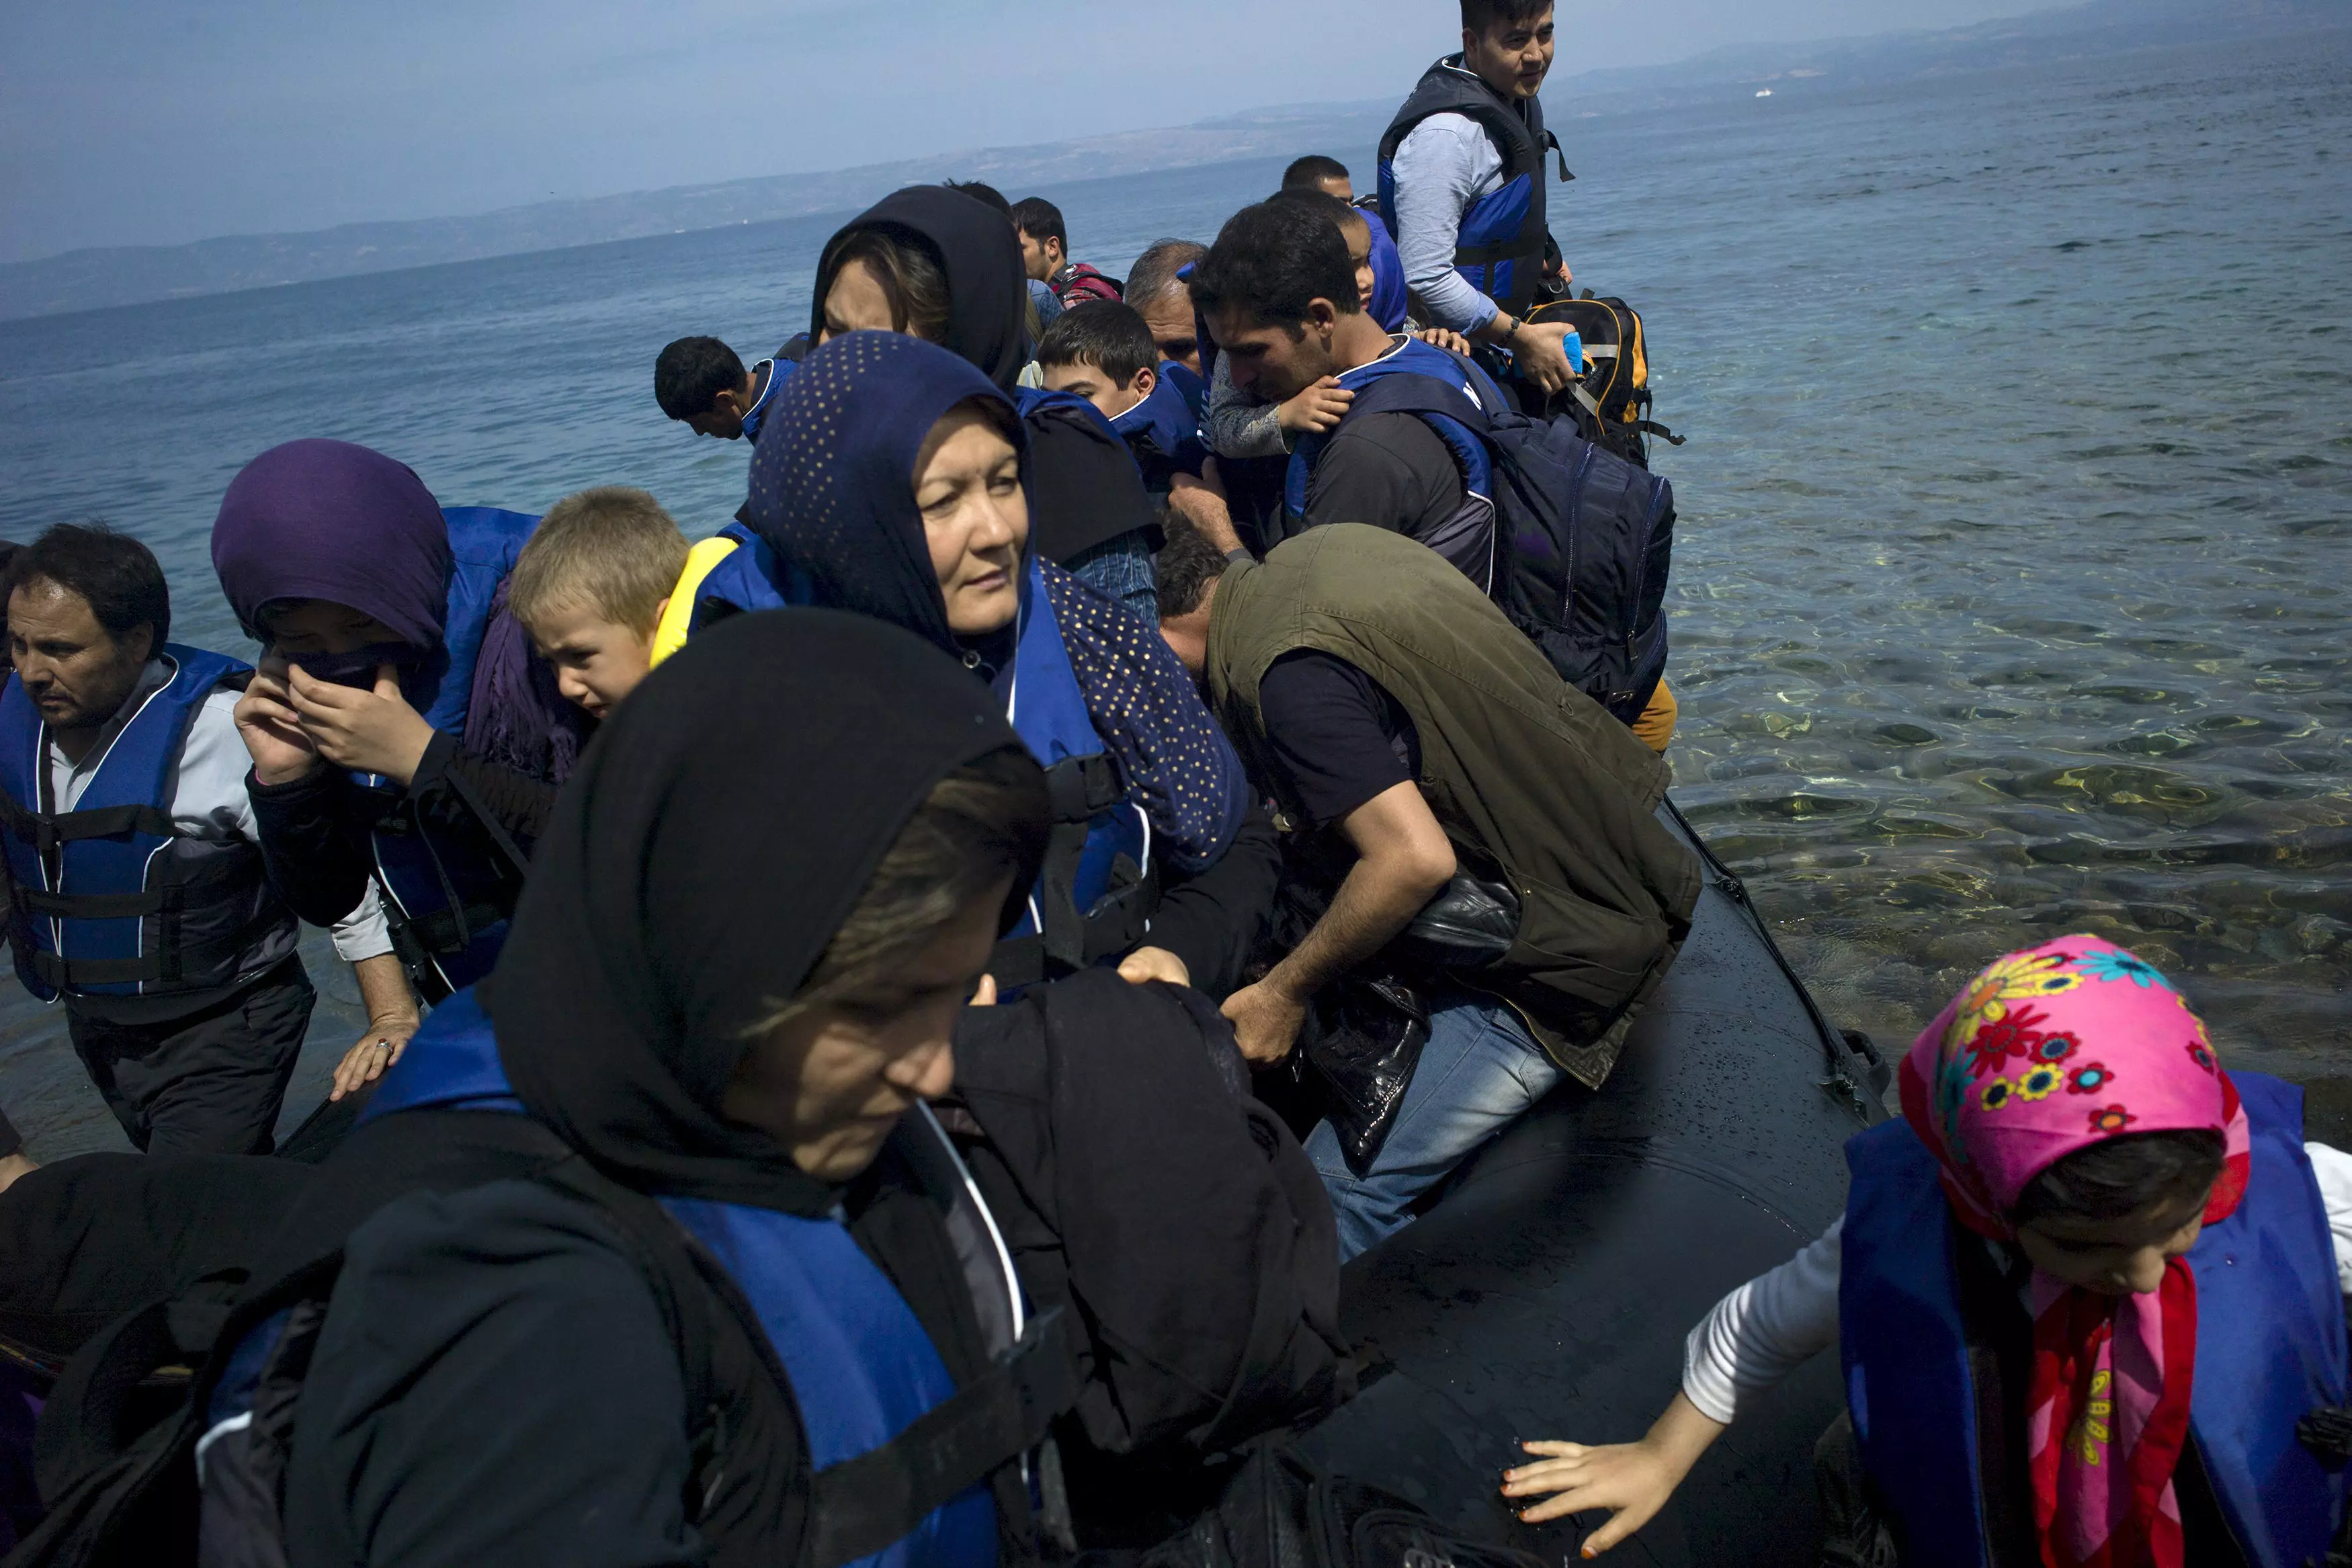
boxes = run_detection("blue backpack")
[1321,365,1676,725]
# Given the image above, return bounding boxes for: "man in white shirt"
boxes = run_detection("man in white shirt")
[1378,0,1581,398]
[0,527,409,1156]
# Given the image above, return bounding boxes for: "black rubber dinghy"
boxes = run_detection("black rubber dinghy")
[1299,799,1889,1565]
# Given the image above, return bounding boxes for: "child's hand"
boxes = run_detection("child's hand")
[1500,1393,1725,1557]
[1275,377,1353,435]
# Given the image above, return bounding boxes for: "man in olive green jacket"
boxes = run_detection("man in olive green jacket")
[1160,523,1698,1258]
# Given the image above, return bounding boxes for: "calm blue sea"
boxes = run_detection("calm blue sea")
[2,26,2348,1156]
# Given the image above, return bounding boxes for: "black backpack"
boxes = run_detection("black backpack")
[6,1110,1077,1568]
[1339,373,1675,726]
[1527,295,1683,469]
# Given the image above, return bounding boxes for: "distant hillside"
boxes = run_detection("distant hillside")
[1,0,2339,322]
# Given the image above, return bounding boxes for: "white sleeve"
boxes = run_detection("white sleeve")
[1390,114,1509,334]
[169,689,262,841]
[1681,1217,1844,1426]
[2305,1142,2352,1295]
[329,879,394,964]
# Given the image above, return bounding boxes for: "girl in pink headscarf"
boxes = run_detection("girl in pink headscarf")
[1501,935,2352,1566]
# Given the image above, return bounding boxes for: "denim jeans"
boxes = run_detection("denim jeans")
[1062,529,1160,625]
[1304,992,1564,1262]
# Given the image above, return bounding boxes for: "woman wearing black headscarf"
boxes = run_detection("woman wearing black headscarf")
[246,612,1060,1568]
[806,185,1165,619]
[745,331,1277,1000]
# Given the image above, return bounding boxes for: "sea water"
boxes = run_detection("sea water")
[1,27,2347,1156]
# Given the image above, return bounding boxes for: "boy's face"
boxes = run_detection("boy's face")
[1341,216,1376,314]
[1463,5,1555,100]
[1040,358,1154,423]
[526,600,662,722]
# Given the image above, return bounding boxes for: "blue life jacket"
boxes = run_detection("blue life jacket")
[687,521,809,636]
[1377,56,1569,320]
[0,647,290,1002]
[737,354,796,444]
[356,507,540,1000]
[1015,386,1122,441]
[1282,337,1507,591]
[352,998,1004,1568]
[1161,360,1209,428]
[995,558,1155,987]
[1838,1072,2349,1568]
[1109,368,1209,492]
[1365,212,1410,334]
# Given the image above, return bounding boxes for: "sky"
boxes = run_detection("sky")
[0,0,2056,264]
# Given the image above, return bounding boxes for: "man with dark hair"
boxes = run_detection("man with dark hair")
[943,178,1013,216]
[1124,238,1210,378]
[1012,195,1124,309]
[1281,155,1355,200]
[0,525,399,1156]
[653,335,789,443]
[1160,523,1696,1259]
[1378,0,1579,398]
[1190,200,1503,585]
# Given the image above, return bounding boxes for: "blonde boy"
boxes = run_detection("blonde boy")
[509,487,690,721]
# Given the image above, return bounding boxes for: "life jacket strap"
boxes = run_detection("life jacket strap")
[804,1307,1079,1568]
[0,794,179,857]
[23,904,285,990]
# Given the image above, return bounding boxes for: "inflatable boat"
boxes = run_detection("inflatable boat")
[1300,798,1888,1565]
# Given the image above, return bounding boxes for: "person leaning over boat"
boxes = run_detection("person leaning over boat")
[1157,521,1698,1259]
[652,334,792,444]
[1380,0,1581,404]
[0,525,401,1155]
[739,331,1277,1002]
[212,439,587,1016]
[1505,936,2352,1567]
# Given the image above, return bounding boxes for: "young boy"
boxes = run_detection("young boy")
[508,487,691,722]
[1038,301,1210,497]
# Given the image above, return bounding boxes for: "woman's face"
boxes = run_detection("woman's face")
[821,258,901,344]
[722,876,1011,1182]
[2014,1190,2211,1295]
[263,599,406,660]
[913,404,1026,637]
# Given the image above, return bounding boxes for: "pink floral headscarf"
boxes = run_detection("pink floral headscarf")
[1897,935,2249,1568]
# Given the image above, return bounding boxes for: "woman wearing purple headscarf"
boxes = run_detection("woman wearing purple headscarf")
[211,440,583,1045]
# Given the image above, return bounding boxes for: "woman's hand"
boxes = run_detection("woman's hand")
[1501,1393,1726,1556]
[1415,327,1475,357]
[287,664,435,786]
[329,1012,422,1101]
[1275,377,1353,436]
[1116,946,1192,988]
[235,662,322,786]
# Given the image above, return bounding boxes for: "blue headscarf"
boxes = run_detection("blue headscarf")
[1366,212,1409,334]
[744,329,1021,672]
[746,331,1252,872]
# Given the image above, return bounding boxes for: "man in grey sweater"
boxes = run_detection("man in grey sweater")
[1379,0,1581,397]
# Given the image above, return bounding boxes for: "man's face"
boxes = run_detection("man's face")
[683,374,755,440]
[7,580,153,733]
[1135,285,1202,377]
[1040,359,1153,423]
[526,600,661,722]
[1463,5,1555,100]
[1206,304,1337,406]
[1016,228,1063,283]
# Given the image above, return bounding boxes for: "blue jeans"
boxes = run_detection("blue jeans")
[1062,529,1159,625]
[1304,994,1564,1262]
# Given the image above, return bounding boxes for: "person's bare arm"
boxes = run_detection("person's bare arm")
[330,953,424,1101]
[1501,1391,1726,1556]
[1220,781,1455,1064]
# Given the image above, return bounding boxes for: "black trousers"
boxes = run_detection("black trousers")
[65,961,316,1157]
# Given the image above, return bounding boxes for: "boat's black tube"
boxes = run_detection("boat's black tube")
[1300,801,1881,1565]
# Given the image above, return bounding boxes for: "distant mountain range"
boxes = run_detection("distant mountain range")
[1,0,2339,322]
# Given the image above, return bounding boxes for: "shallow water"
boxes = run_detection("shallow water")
[1,27,2347,1157]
